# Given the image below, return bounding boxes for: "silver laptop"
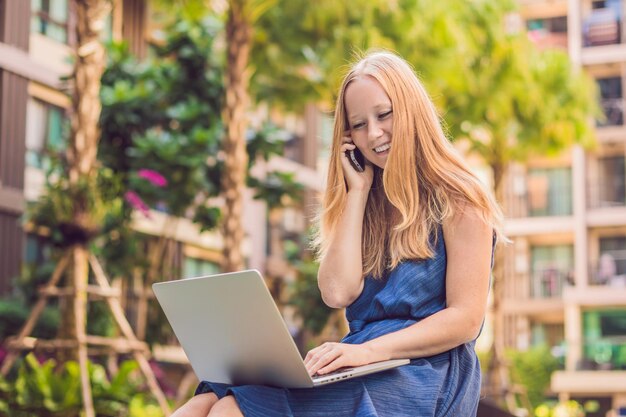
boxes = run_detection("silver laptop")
[152,269,409,388]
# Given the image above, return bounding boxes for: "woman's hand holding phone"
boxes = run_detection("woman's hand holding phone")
[340,138,373,193]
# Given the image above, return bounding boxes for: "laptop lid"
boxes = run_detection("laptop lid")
[153,270,316,388]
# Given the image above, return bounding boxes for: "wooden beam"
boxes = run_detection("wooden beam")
[89,255,171,416]
[0,254,70,375]
[38,284,121,298]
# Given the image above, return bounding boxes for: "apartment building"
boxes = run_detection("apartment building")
[505,0,626,415]
[0,0,322,335]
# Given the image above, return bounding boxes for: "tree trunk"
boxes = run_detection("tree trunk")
[68,0,109,184]
[221,0,251,272]
[57,1,109,397]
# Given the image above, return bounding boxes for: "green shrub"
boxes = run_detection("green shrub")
[507,345,560,409]
[0,353,161,417]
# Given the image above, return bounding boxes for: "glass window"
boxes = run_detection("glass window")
[25,98,68,169]
[527,167,572,216]
[31,0,69,43]
[183,257,220,279]
[596,77,623,126]
[527,16,568,33]
[597,156,626,207]
[530,244,574,298]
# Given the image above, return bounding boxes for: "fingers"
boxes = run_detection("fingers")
[340,141,356,153]
[316,355,348,375]
[304,342,342,376]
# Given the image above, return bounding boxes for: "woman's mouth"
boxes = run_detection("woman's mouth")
[373,143,391,154]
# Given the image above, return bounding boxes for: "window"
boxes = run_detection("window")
[596,77,623,126]
[31,0,69,43]
[527,16,569,49]
[530,244,574,298]
[25,98,68,169]
[527,167,572,216]
[597,156,626,207]
[183,257,220,279]
[527,16,568,33]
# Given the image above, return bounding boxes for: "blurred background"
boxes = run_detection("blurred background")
[0,0,625,416]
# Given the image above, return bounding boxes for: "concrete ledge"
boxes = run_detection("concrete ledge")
[0,43,65,88]
[0,186,25,214]
[552,370,626,394]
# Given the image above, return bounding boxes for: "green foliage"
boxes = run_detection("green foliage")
[0,353,155,417]
[506,345,560,409]
[27,167,118,247]
[128,395,165,417]
[99,15,224,223]
[287,255,333,336]
[534,399,599,417]
[248,171,304,210]
[0,299,59,341]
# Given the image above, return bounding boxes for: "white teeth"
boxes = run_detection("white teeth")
[374,143,391,153]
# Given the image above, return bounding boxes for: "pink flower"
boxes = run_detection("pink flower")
[138,169,168,187]
[124,190,151,218]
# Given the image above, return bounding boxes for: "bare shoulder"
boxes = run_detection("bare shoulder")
[442,204,492,243]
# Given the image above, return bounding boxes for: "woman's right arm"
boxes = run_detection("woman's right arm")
[317,141,372,308]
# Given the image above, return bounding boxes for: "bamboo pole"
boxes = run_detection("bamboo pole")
[0,254,70,376]
[89,255,171,416]
[73,245,95,417]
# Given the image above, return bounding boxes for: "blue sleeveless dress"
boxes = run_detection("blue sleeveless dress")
[195,232,484,417]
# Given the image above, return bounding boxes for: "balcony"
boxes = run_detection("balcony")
[599,98,625,127]
[552,370,626,394]
[526,15,568,50]
[579,339,626,371]
[589,251,626,287]
[530,267,574,298]
[596,77,624,127]
[505,167,573,220]
[583,7,622,47]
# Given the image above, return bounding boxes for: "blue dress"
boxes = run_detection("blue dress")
[196,232,484,416]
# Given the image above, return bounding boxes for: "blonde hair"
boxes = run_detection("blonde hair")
[315,51,504,279]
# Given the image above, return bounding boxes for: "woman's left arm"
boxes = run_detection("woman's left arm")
[305,207,493,376]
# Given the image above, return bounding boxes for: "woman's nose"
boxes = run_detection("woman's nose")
[368,122,383,140]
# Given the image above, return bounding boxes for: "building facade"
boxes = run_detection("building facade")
[505,1,626,414]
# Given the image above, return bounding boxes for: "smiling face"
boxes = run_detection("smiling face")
[344,76,393,169]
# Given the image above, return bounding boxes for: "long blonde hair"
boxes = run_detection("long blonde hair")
[315,51,504,279]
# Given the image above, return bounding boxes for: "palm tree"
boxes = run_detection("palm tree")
[64,2,111,415]
[220,0,274,272]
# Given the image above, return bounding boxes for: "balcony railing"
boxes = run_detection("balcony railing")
[530,268,573,298]
[597,98,625,127]
[583,8,622,47]
[579,339,626,371]
[589,251,626,286]
[587,157,626,209]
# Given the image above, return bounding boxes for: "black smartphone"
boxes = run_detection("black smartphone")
[346,148,365,172]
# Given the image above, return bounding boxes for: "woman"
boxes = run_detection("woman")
[173,50,503,417]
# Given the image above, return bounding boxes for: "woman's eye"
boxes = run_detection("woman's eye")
[379,111,392,119]
[352,122,365,130]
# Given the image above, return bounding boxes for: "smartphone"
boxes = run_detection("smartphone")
[346,148,365,172]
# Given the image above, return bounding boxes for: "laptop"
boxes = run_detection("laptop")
[152,269,410,388]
